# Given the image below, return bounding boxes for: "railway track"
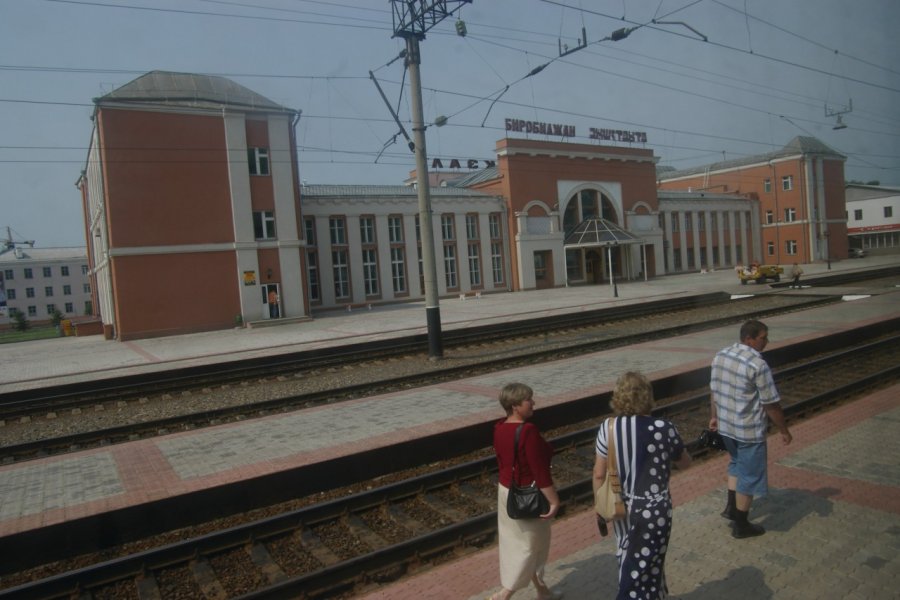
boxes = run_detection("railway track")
[0,294,839,464]
[3,330,898,599]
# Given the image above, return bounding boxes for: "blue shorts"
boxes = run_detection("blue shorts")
[722,436,768,498]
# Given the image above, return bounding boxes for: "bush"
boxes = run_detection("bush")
[10,309,29,332]
[50,308,64,327]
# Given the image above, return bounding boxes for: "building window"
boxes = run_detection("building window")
[306,251,320,301]
[441,214,455,240]
[27,306,36,317]
[81,265,88,275]
[468,243,482,287]
[65,302,74,313]
[362,248,379,297]
[253,211,276,239]
[85,300,92,314]
[359,216,376,245]
[332,249,350,299]
[3,269,12,280]
[764,178,771,193]
[61,266,69,276]
[63,285,72,295]
[466,214,479,240]
[389,216,406,295]
[785,240,797,255]
[304,217,316,245]
[885,206,893,218]
[43,267,52,277]
[388,216,403,243]
[390,246,406,294]
[46,304,56,315]
[6,289,15,300]
[767,241,775,256]
[24,268,33,279]
[489,213,502,239]
[671,213,679,232]
[490,213,504,286]
[329,217,347,244]
[784,208,796,223]
[83,283,91,293]
[781,175,793,191]
[766,210,774,225]
[45,286,54,297]
[26,287,35,298]
[248,147,270,176]
[684,213,692,231]
[854,209,863,220]
[443,244,458,289]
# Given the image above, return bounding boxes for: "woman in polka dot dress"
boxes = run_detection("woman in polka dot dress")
[594,372,692,599]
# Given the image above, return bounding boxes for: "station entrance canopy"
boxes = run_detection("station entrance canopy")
[564,217,642,248]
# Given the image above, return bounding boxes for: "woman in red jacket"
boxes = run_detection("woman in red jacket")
[488,383,562,600]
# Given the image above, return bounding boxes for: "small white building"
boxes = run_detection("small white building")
[845,184,900,254]
[0,247,92,324]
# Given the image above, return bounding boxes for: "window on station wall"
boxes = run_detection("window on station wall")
[443,244,458,289]
[854,209,863,221]
[330,216,349,300]
[698,213,705,231]
[253,211,276,239]
[63,285,71,295]
[764,178,771,193]
[684,212,692,231]
[767,241,775,256]
[785,240,797,255]
[3,269,12,280]
[303,216,316,245]
[766,210,774,225]
[61,266,69,276]
[248,147,270,176]
[65,302,74,313]
[415,216,424,291]
[388,215,407,295]
[468,243,482,287]
[784,207,797,223]
[489,213,504,285]
[45,286,53,297]
[306,251,320,301]
[84,300,92,314]
[28,306,36,316]
[781,175,793,191]
[884,206,893,218]
[46,303,56,315]
[6,289,15,300]
[671,213,679,232]
[24,268,33,279]
[83,283,91,293]
[360,216,378,297]
[332,249,350,299]
[563,189,617,233]
[26,287,34,298]
[43,267,52,277]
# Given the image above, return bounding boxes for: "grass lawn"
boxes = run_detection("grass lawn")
[0,326,62,344]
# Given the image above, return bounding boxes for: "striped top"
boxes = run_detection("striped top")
[710,342,780,442]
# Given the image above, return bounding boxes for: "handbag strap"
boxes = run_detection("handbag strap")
[607,418,619,482]
[511,423,524,485]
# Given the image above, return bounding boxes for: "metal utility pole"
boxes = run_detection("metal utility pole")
[390,1,470,359]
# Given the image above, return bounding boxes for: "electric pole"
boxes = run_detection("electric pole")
[390,1,471,359]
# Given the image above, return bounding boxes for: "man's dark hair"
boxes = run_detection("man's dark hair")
[740,319,768,342]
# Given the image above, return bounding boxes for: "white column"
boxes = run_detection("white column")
[691,211,701,270]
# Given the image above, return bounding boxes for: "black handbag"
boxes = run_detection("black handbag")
[506,424,550,519]
[699,428,727,451]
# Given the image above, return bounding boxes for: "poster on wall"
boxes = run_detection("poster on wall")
[243,271,257,286]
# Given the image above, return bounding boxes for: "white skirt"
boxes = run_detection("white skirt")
[497,484,551,591]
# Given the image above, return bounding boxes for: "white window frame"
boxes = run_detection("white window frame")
[784,207,796,223]
[782,175,793,191]
[248,147,270,176]
[253,211,277,240]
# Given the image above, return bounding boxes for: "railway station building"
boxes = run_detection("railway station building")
[80,71,829,340]
[657,137,849,266]
[845,183,900,255]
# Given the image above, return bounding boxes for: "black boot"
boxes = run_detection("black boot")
[731,509,765,539]
[721,489,737,520]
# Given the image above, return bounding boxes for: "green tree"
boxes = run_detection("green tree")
[10,308,29,332]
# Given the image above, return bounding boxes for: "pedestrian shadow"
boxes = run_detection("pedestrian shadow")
[751,487,838,533]
[547,554,620,599]
[671,566,772,599]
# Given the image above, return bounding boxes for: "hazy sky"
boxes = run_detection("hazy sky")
[2,0,898,247]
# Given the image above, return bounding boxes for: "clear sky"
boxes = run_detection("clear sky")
[2,0,898,247]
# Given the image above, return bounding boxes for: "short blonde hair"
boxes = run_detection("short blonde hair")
[610,371,655,416]
[499,382,533,415]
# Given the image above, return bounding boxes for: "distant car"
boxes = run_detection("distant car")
[848,248,867,258]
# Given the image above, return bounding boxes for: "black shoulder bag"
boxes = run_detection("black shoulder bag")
[506,424,550,519]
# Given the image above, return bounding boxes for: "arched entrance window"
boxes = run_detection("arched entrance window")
[563,189,617,234]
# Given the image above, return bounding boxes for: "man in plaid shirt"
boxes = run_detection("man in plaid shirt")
[709,319,792,538]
